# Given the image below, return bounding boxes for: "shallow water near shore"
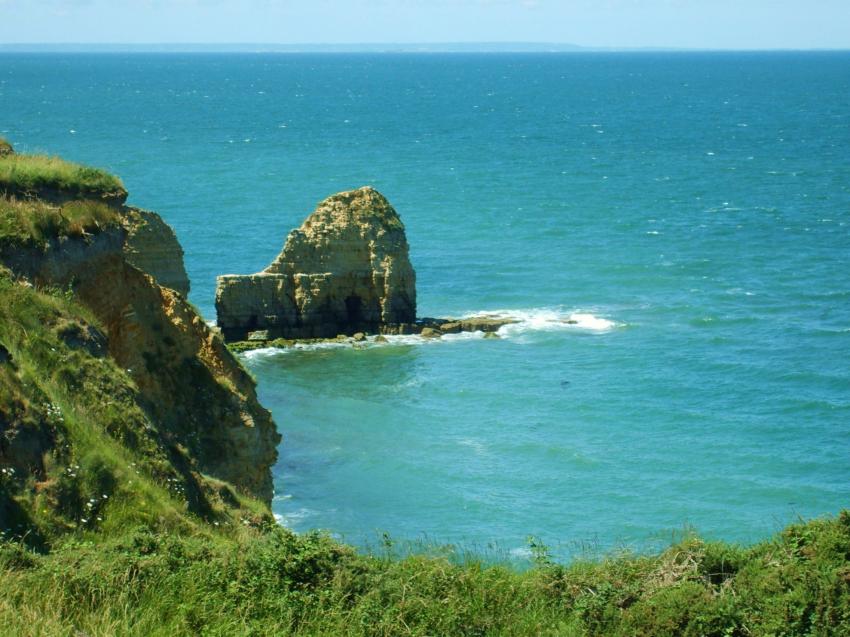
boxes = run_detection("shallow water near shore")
[3,51,849,559]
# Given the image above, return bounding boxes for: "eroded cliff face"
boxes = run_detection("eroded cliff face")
[216,186,416,339]
[0,193,278,504]
[12,231,278,502]
[121,207,191,297]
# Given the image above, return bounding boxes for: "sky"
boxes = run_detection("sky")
[0,0,849,50]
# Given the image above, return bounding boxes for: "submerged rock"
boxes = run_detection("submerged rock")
[439,322,462,334]
[216,187,416,339]
[459,318,515,332]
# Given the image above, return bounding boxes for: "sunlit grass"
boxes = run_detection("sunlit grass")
[0,512,848,636]
[0,198,121,249]
[0,153,124,199]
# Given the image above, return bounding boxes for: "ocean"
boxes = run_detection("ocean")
[3,51,849,559]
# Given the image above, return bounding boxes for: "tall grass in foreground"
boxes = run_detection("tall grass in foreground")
[1,511,849,636]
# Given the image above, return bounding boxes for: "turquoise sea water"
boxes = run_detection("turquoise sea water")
[2,52,849,558]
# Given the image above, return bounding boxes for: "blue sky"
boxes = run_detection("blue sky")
[1,0,848,49]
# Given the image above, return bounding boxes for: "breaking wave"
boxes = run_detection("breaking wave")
[240,308,620,358]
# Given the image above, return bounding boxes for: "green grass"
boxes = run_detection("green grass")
[0,198,122,250]
[0,153,125,200]
[0,272,270,547]
[0,512,849,636]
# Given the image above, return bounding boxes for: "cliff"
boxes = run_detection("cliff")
[0,147,279,544]
[0,145,188,296]
[121,206,191,297]
[216,186,416,339]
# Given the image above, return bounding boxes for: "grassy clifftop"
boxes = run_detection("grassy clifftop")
[0,197,120,249]
[0,148,127,205]
[0,144,278,546]
[1,504,849,635]
[0,144,847,636]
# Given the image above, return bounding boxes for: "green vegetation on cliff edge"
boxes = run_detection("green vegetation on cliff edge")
[0,146,847,636]
[0,198,120,249]
[0,152,125,200]
[1,507,849,636]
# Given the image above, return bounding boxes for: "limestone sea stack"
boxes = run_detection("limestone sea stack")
[216,187,416,339]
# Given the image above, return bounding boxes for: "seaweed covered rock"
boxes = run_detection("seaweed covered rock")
[216,187,416,339]
[0,139,13,157]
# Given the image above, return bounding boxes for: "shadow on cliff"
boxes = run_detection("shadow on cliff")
[0,486,46,551]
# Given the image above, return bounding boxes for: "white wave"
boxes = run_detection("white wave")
[382,331,485,347]
[241,347,281,361]
[241,340,359,358]
[461,308,619,338]
[509,546,532,559]
[567,313,618,331]
[457,437,488,455]
[274,507,317,527]
[239,309,618,357]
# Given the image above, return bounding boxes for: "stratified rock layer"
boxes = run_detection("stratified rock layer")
[216,187,416,339]
[121,207,191,297]
[1,226,279,502]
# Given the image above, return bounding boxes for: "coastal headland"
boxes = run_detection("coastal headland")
[1,139,848,636]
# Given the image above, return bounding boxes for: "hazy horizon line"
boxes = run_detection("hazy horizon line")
[1,42,849,54]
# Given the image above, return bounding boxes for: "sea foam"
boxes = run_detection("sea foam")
[466,308,619,338]
[239,309,618,357]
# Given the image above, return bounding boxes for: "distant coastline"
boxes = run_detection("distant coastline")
[2,42,849,54]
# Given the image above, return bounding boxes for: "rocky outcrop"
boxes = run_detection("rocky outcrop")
[216,187,416,339]
[6,229,279,502]
[0,202,278,505]
[0,139,13,156]
[121,207,190,296]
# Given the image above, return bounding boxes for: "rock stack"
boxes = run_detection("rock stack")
[216,187,417,340]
